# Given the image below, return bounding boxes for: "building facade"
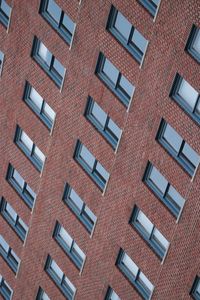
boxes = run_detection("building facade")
[0,0,200,299]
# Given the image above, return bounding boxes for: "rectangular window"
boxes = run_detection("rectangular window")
[63,183,97,234]
[138,0,160,18]
[0,197,28,242]
[117,249,154,300]
[39,0,75,46]
[95,52,135,108]
[84,96,122,150]
[0,235,20,274]
[53,221,86,270]
[130,205,169,260]
[107,6,148,64]
[170,73,200,125]
[143,162,185,219]
[190,276,200,300]
[23,82,56,131]
[74,140,110,192]
[6,163,36,210]
[156,119,200,176]
[105,286,121,300]
[185,25,200,63]
[31,36,66,89]
[14,125,46,172]
[36,287,50,300]
[45,255,76,300]
[0,50,4,76]
[0,274,13,300]
[0,0,11,29]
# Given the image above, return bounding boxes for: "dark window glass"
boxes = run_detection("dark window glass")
[185,25,200,63]
[0,274,13,300]
[0,0,11,29]
[0,235,20,274]
[138,0,160,17]
[105,286,121,300]
[36,287,50,300]
[191,276,200,300]
[0,50,4,75]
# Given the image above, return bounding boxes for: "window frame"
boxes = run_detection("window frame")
[23,81,56,131]
[185,24,200,63]
[0,235,20,275]
[62,183,97,234]
[84,96,122,150]
[138,0,160,18]
[190,276,200,300]
[6,163,36,210]
[53,221,86,271]
[105,286,121,300]
[156,119,200,177]
[0,50,4,76]
[106,5,148,65]
[39,0,75,46]
[95,52,135,109]
[74,140,110,192]
[31,36,66,89]
[0,197,28,242]
[0,275,13,300]
[36,287,50,300]
[45,255,76,300]
[0,0,12,30]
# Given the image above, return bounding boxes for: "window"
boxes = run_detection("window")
[170,74,200,125]
[14,125,46,172]
[53,221,86,270]
[31,37,66,89]
[191,276,200,300]
[6,164,36,210]
[63,183,97,234]
[0,0,11,29]
[138,0,160,18]
[84,96,122,150]
[0,274,13,300]
[39,0,75,46]
[156,119,200,176]
[45,255,76,300]
[23,82,56,131]
[117,249,154,300]
[185,25,200,63]
[0,235,20,274]
[107,6,148,64]
[143,162,185,219]
[95,52,135,108]
[130,205,169,260]
[105,286,121,300]
[74,140,110,192]
[36,287,50,300]
[0,197,28,242]
[0,50,4,76]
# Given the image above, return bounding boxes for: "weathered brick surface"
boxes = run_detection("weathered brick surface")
[0,0,200,299]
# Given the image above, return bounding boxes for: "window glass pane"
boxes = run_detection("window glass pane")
[195,99,200,116]
[137,210,153,236]
[91,102,107,128]
[163,124,182,153]
[122,253,138,277]
[103,58,119,85]
[196,280,200,294]
[10,249,20,264]
[110,289,120,300]
[107,119,121,139]
[114,11,131,40]
[41,291,50,300]
[25,184,36,200]
[53,58,65,78]
[43,102,56,122]
[1,0,11,17]
[178,79,198,111]
[63,276,76,293]
[131,29,147,52]
[119,76,134,98]
[59,226,73,248]
[62,14,75,34]
[152,228,169,250]
[20,131,33,152]
[47,0,61,24]
[0,235,9,253]
[149,167,168,195]
[72,243,85,261]
[38,42,52,67]
[51,260,63,281]
[138,272,154,292]
[5,203,17,222]
[30,87,43,110]
[69,189,83,211]
[193,29,200,53]
[34,146,45,163]
[0,50,4,61]
[152,0,160,6]
[13,169,24,189]
[95,162,109,181]
[80,145,95,170]
[166,186,185,209]
[182,143,200,167]
[84,206,96,223]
